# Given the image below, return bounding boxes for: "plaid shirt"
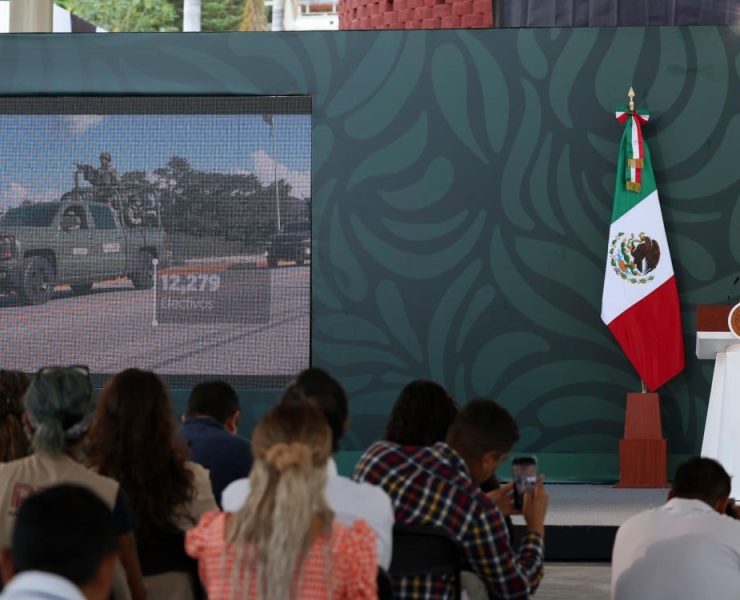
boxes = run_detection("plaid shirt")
[354,441,544,599]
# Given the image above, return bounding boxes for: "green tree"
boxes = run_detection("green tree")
[202,0,243,31]
[58,0,178,32]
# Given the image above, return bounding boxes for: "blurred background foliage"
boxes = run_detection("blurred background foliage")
[57,0,264,32]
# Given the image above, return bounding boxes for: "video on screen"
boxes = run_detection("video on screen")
[0,97,311,386]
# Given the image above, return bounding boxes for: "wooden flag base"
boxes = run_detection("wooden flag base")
[614,392,668,488]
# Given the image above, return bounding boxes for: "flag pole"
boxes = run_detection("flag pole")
[611,85,671,488]
[271,117,281,232]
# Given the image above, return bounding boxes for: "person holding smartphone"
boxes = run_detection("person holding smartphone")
[355,398,549,600]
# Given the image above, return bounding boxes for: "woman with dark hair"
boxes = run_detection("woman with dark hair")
[0,370,30,463]
[0,366,147,600]
[187,402,377,599]
[384,380,458,446]
[86,368,217,600]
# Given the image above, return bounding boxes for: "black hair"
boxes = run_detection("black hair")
[12,484,117,586]
[445,399,519,462]
[186,380,240,424]
[384,380,457,446]
[671,457,731,505]
[284,368,348,453]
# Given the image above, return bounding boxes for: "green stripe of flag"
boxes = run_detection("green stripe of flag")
[611,121,658,223]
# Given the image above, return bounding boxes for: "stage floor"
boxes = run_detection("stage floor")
[514,484,667,526]
[511,484,667,561]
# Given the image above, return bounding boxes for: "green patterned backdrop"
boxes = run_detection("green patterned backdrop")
[1,27,738,481]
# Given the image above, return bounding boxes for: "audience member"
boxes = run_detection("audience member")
[0,371,30,463]
[85,369,217,600]
[354,398,548,599]
[181,380,252,506]
[611,457,740,600]
[293,367,348,460]
[186,402,377,599]
[0,366,146,600]
[222,369,395,569]
[384,380,457,446]
[0,484,118,600]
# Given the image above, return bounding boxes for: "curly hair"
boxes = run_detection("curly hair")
[0,370,31,462]
[384,380,458,447]
[85,369,194,540]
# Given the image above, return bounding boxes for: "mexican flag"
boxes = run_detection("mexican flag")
[600,109,685,391]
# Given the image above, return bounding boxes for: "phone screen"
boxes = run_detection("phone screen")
[512,456,538,509]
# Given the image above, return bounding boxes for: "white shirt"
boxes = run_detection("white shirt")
[0,571,86,600]
[221,457,394,569]
[611,497,740,600]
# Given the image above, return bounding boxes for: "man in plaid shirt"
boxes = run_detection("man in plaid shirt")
[354,399,548,599]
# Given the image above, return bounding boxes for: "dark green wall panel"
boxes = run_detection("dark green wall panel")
[2,27,737,481]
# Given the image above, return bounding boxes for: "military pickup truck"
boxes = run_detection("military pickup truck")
[0,198,165,305]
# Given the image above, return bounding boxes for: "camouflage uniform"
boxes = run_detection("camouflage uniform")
[79,152,119,208]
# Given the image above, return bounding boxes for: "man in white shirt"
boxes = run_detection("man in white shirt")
[612,457,740,600]
[0,484,118,600]
[222,368,395,569]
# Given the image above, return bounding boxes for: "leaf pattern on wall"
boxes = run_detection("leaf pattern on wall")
[3,28,739,464]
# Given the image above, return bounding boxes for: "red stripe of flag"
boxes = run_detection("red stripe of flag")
[607,277,685,391]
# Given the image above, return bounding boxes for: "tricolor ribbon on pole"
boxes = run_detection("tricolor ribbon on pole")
[615,110,649,193]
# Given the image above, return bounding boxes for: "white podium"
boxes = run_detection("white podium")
[698,305,740,496]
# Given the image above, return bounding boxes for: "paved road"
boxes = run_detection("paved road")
[0,266,309,379]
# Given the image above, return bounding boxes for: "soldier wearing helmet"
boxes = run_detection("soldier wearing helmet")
[77,152,119,208]
[97,152,118,188]
[125,195,143,227]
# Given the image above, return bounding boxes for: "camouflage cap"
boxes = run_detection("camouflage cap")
[100,151,112,162]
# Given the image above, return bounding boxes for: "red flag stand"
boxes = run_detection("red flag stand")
[615,392,668,487]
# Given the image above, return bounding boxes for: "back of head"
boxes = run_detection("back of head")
[185,380,239,424]
[671,457,731,506]
[86,369,193,539]
[12,484,116,588]
[24,366,94,455]
[227,402,333,598]
[288,367,348,453]
[0,370,31,462]
[445,398,519,464]
[384,380,457,446]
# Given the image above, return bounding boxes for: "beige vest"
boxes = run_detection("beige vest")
[0,452,119,548]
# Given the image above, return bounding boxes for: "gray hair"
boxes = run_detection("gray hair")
[24,368,94,455]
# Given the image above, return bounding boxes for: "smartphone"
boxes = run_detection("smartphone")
[512,456,538,510]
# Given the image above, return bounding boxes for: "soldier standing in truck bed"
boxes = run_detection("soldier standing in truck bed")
[77,152,119,209]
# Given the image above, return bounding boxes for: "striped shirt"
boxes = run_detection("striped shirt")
[354,441,544,599]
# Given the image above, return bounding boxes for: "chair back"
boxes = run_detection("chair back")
[389,524,464,599]
[137,527,204,599]
[376,567,394,600]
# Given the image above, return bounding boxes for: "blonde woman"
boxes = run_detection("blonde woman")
[186,402,377,599]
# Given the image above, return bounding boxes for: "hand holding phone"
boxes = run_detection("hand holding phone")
[512,456,538,510]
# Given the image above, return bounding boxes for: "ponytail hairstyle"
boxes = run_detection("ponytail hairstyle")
[226,400,334,599]
[23,367,94,456]
[0,370,31,462]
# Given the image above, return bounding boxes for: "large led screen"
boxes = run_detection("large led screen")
[0,97,311,387]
